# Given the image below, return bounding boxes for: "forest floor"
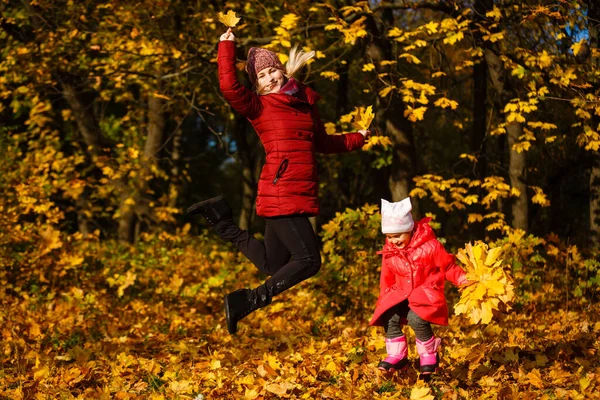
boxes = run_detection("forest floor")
[1,235,599,399]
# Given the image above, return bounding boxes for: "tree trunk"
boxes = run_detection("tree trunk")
[506,122,528,230]
[61,82,108,157]
[118,93,166,243]
[585,0,600,249]
[60,80,111,237]
[366,10,418,208]
[233,116,258,231]
[168,120,183,209]
[471,0,493,179]
[335,60,350,117]
[485,48,529,230]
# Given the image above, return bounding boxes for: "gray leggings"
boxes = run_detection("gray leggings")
[381,301,434,341]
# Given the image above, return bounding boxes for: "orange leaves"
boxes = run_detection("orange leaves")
[2,229,600,399]
[454,241,514,324]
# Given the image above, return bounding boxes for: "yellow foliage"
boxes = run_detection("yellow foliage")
[571,39,587,57]
[454,241,515,324]
[537,50,553,69]
[399,53,421,64]
[280,13,300,30]
[434,97,459,110]
[351,105,374,131]
[324,122,337,135]
[531,186,550,206]
[444,31,464,45]
[460,153,478,163]
[486,6,502,20]
[320,71,340,81]
[362,63,375,72]
[378,86,396,98]
[404,106,427,122]
[326,16,368,45]
[362,135,392,151]
[411,386,435,400]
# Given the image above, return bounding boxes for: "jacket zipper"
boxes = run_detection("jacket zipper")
[272,158,289,185]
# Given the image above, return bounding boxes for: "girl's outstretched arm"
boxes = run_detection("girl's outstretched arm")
[433,241,468,286]
[312,106,367,154]
[217,29,262,120]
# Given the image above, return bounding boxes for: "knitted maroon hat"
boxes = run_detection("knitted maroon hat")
[245,47,284,85]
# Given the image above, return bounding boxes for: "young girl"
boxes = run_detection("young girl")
[188,28,369,335]
[370,198,468,374]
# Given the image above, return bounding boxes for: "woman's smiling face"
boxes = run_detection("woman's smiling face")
[257,67,285,94]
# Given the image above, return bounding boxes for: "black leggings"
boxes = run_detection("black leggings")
[213,215,321,298]
[380,301,434,341]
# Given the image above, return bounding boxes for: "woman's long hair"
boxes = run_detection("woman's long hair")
[285,46,315,79]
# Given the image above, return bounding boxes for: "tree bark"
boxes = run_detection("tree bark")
[61,82,108,157]
[506,122,528,230]
[485,48,528,230]
[233,116,258,231]
[168,119,183,209]
[585,0,600,250]
[118,93,166,243]
[471,0,493,179]
[366,10,418,207]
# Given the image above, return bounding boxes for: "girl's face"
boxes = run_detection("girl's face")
[386,231,412,249]
[257,67,285,94]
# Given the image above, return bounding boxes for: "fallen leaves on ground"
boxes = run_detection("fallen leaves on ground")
[1,234,598,399]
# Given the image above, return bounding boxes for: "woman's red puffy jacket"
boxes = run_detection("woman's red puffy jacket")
[218,41,365,217]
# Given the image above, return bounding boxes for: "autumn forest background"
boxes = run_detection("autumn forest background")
[2,0,600,399]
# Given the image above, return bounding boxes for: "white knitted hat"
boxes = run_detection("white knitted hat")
[381,198,414,234]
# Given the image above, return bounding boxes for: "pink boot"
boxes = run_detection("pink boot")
[378,336,409,372]
[416,336,442,374]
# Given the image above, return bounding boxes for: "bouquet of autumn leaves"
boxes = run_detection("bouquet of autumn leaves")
[454,241,515,324]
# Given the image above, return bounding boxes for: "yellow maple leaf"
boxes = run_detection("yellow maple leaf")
[362,135,392,151]
[404,106,427,122]
[434,97,459,110]
[169,380,193,394]
[280,13,299,30]
[265,383,290,396]
[217,10,241,27]
[411,386,434,400]
[33,357,50,380]
[244,388,260,400]
[362,63,375,72]
[352,105,374,130]
[571,38,587,57]
[379,86,396,98]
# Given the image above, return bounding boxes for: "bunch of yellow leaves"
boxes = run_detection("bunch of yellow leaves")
[454,241,515,324]
[218,10,241,27]
[351,105,374,131]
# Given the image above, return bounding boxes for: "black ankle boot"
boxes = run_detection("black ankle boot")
[186,196,232,225]
[224,286,272,334]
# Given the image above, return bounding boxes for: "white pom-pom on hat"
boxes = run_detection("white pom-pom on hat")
[381,197,414,234]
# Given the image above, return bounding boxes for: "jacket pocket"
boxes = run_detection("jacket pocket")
[272,158,289,185]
